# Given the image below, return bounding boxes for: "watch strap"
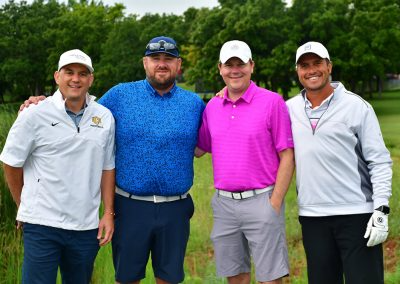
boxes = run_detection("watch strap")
[375,205,390,214]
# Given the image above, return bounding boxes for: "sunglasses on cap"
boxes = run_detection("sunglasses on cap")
[146,40,177,51]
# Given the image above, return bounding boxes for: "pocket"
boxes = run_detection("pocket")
[211,192,217,211]
[19,179,41,216]
[186,194,195,219]
[264,191,281,218]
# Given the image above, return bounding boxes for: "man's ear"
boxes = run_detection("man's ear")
[88,73,94,87]
[177,57,182,71]
[143,57,148,70]
[54,71,60,84]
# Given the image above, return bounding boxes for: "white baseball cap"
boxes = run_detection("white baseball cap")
[219,40,252,64]
[295,41,330,64]
[58,49,94,73]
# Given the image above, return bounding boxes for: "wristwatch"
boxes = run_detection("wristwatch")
[375,205,390,215]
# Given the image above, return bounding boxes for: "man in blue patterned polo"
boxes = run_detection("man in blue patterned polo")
[98,36,205,284]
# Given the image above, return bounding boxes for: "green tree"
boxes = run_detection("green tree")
[0,0,63,101]
[184,7,226,92]
[345,0,400,96]
[185,0,293,98]
[46,0,124,96]
[94,15,145,96]
[289,0,400,96]
[95,13,187,96]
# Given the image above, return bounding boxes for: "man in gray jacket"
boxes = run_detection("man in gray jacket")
[286,41,392,284]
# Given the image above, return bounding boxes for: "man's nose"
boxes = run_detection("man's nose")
[71,73,80,81]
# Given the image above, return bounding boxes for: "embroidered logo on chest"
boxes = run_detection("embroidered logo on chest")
[90,116,104,128]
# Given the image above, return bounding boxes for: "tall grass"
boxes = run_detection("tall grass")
[0,104,18,226]
[0,103,22,282]
[0,91,399,283]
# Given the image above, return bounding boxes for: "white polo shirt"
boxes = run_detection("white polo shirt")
[0,90,115,230]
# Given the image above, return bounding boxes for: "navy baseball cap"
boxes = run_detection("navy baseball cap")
[145,36,180,58]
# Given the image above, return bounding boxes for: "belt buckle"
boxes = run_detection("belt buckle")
[231,192,242,200]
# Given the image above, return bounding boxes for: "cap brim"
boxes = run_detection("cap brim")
[220,55,250,64]
[58,62,94,73]
[145,50,179,58]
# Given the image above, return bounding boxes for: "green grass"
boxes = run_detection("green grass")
[0,90,399,283]
[369,91,400,156]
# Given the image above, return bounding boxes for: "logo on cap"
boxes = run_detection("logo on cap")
[58,49,94,73]
[219,40,252,64]
[70,54,87,62]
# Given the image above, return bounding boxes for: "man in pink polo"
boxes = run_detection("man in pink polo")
[195,40,294,284]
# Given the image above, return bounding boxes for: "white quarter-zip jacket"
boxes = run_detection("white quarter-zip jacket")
[0,90,115,230]
[286,82,392,216]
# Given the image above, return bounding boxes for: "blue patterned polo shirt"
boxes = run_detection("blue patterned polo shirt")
[98,79,205,196]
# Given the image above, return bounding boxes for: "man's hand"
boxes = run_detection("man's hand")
[269,194,282,215]
[19,95,46,112]
[15,220,23,230]
[194,147,206,158]
[97,213,114,246]
[364,210,389,247]
[215,86,227,98]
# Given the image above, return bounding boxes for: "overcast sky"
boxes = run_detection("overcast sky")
[0,0,220,16]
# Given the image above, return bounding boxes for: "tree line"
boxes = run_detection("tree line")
[0,0,399,103]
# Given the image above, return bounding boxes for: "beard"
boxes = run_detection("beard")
[146,70,176,93]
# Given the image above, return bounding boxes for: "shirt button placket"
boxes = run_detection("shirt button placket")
[231,104,237,120]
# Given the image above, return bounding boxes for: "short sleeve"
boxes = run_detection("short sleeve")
[102,113,116,170]
[269,96,294,152]
[197,108,212,153]
[0,112,36,167]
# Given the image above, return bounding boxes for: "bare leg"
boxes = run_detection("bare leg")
[156,277,171,284]
[259,277,283,284]
[227,272,251,284]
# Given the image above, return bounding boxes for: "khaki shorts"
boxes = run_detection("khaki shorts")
[211,190,289,282]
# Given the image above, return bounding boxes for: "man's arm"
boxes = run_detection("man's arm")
[359,106,392,246]
[269,148,295,214]
[97,169,115,246]
[194,147,206,158]
[3,164,23,207]
[3,164,24,229]
[19,95,46,112]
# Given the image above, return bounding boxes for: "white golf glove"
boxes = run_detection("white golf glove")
[364,210,389,247]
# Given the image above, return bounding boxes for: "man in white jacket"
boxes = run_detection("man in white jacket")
[0,49,115,284]
[286,41,392,284]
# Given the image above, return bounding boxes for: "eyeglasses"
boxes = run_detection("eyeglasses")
[146,40,177,51]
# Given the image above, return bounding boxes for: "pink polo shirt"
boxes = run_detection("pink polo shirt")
[197,81,293,191]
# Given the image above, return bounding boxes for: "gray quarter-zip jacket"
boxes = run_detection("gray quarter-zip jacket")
[286,82,392,216]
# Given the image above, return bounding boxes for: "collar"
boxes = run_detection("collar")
[301,81,345,109]
[304,93,334,110]
[65,105,86,115]
[223,80,256,104]
[52,89,95,111]
[144,79,177,97]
